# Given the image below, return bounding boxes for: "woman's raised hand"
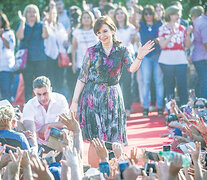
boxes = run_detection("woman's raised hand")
[137,40,155,60]
[18,10,26,23]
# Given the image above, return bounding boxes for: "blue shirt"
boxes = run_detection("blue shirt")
[18,22,46,61]
[0,130,30,150]
[139,21,162,57]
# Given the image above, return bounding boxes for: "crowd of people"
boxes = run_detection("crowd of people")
[0,0,207,179]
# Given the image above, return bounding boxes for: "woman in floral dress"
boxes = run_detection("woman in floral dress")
[70,16,154,144]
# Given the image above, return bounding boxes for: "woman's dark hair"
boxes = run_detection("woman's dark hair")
[69,6,82,28]
[94,16,121,45]
[80,10,95,29]
[114,6,130,29]
[0,12,10,30]
[103,3,115,15]
[141,5,157,24]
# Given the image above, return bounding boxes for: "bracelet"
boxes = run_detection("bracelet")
[0,35,3,39]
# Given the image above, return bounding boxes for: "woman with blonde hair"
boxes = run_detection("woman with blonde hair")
[0,106,30,150]
[16,4,48,102]
[44,2,68,93]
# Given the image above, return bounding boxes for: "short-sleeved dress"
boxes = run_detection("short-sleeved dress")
[78,42,134,144]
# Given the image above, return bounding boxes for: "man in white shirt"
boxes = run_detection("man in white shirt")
[21,76,69,152]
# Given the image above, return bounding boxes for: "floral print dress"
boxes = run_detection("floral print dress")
[78,42,134,144]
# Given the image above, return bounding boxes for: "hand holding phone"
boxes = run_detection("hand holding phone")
[99,162,110,177]
[145,151,160,161]
[118,160,129,180]
[144,163,156,176]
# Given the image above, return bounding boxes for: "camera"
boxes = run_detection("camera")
[145,151,160,161]
[5,144,17,153]
[105,141,113,150]
[118,160,129,180]
[144,163,156,175]
[163,144,171,151]
[50,128,63,140]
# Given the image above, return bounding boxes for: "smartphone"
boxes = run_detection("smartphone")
[50,128,63,140]
[163,144,171,151]
[145,151,160,161]
[99,162,110,177]
[38,146,45,157]
[5,144,17,153]
[43,156,55,165]
[144,163,156,176]
[109,151,115,160]
[118,160,129,180]
[166,101,172,110]
[105,141,113,150]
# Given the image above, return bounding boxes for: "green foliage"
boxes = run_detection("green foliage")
[0,0,204,30]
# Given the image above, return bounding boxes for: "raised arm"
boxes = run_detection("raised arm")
[16,11,26,40]
[129,40,155,73]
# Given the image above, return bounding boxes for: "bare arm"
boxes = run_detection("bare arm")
[16,11,26,40]
[70,80,85,116]
[0,36,9,48]
[72,37,78,73]
[129,40,155,73]
[158,36,173,49]
[42,22,49,39]
[184,26,193,49]
[23,120,38,150]
[16,21,25,40]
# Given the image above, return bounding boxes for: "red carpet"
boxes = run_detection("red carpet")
[83,103,173,164]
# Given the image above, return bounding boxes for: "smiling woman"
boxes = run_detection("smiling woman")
[70,16,154,147]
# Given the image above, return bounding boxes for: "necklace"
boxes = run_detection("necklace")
[147,24,153,32]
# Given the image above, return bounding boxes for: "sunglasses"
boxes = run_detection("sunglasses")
[144,12,153,16]
[194,104,205,109]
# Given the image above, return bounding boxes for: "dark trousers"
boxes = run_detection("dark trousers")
[193,60,207,99]
[160,63,188,106]
[46,57,64,94]
[0,71,13,101]
[23,60,47,102]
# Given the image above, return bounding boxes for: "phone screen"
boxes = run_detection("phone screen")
[50,128,63,140]
[105,141,113,150]
[144,163,156,175]
[118,160,129,180]
[109,151,115,160]
[99,162,110,177]
[163,144,171,151]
